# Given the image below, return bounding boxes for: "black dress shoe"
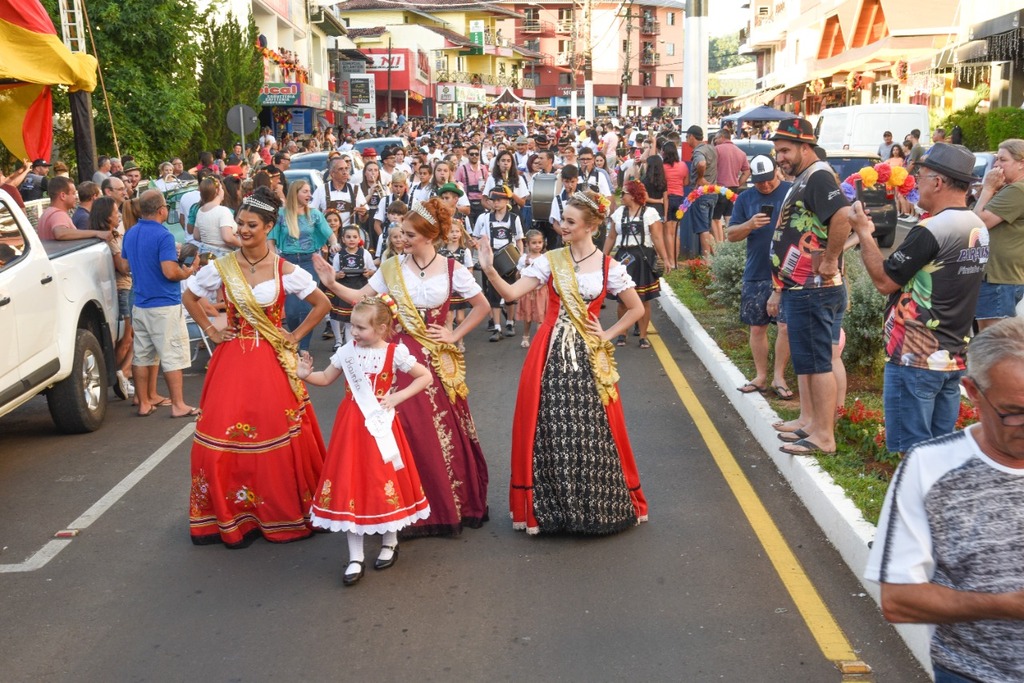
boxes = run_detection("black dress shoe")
[374,544,399,570]
[342,560,365,586]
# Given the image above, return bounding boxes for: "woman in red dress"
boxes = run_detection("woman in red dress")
[477,189,650,535]
[183,187,331,548]
[311,198,492,538]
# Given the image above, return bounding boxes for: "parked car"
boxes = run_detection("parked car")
[488,121,527,139]
[826,151,898,247]
[288,151,330,173]
[283,168,326,194]
[815,104,929,153]
[732,139,776,191]
[354,137,405,158]
[0,189,122,432]
[968,151,997,208]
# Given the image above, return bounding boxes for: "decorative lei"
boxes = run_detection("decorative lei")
[675,185,738,219]
[840,162,918,204]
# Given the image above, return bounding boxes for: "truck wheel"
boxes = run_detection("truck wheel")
[47,328,108,433]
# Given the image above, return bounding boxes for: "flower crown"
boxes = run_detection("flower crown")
[410,200,437,226]
[571,190,610,217]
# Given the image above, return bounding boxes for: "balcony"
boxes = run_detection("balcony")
[434,71,526,89]
[523,18,541,33]
[640,52,659,67]
[641,20,659,36]
[556,18,573,33]
[524,39,540,52]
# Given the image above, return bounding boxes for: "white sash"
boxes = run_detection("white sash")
[338,342,404,470]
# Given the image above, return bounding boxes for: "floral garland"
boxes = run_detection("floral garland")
[256,44,309,84]
[840,162,919,204]
[891,60,909,84]
[808,78,826,96]
[845,71,863,91]
[675,185,738,219]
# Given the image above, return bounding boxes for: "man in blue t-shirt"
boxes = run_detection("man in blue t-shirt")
[122,190,199,418]
[726,155,793,398]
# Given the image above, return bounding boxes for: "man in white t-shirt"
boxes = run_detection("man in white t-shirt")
[601,125,620,168]
[865,318,1024,683]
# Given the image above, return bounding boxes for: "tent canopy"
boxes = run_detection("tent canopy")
[0,0,97,159]
[490,87,526,106]
[722,105,798,123]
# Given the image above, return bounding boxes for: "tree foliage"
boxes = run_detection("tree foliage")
[709,34,753,74]
[194,12,264,158]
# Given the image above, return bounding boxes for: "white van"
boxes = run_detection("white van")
[814,104,929,153]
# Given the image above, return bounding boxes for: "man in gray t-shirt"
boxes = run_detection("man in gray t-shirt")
[685,125,718,255]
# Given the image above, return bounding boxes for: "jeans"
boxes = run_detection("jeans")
[883,363,964,453]
[781,286,846,375]
[281,252,317,352]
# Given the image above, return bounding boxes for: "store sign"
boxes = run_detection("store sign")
[368,53,406,71]
[469,20,484,55]
[456,86,486,104]
[416,48,430,82]
[259,83,300,106]
[436,84,456,103]
[349,73,376,125]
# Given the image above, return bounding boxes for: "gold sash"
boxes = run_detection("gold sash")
[380,256,468,402]
[548,248,620,405]
[215,254,307,402]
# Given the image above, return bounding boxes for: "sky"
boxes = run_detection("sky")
[708,0,749,37]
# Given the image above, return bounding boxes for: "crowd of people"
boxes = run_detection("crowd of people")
[5,109,1024,678]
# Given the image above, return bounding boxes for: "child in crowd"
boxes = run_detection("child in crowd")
[320,208,344,341]
[515,229,547,348]
[298,297,432,586]
[375,201,408,265]
[439,219,475,349]
[328,226,377,348]
[472,185,524,342]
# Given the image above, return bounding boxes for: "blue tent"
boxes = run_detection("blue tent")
[722,105,798,123]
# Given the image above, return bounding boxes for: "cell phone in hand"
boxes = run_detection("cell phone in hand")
[760,204,775,220]
[181,254,196,268]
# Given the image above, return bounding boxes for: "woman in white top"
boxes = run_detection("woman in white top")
[193,177,240,255]
[312,197,491,538]
[476,188,649,536]
[482,150,529,213]
[603,179,665,348]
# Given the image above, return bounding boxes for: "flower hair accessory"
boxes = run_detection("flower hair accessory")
[410,201,437,226]
[241,195,276,213]
[571,190,609,217]
[376,293,400,320]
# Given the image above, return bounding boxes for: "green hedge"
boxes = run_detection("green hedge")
[842,256,887,373]
[942,109,989,151]
[985,107,1024,150]
[709,239,746,311]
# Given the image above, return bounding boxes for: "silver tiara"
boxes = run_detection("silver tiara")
[410,201,437,227]
[242,196,276,213]
[571,190,599,211]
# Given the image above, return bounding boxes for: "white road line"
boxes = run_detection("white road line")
[0,422,195,574]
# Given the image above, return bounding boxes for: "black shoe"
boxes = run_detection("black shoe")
[504,322,516,337]
[489,329,502,342]
[374,544,399,571]
[342,560,365,586]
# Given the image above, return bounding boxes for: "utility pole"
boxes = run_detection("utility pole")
[582,0,594,122]
[620,0,634,117]
[386,35,393,126]
[682,0,709,127]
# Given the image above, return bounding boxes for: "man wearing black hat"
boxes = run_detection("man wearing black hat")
[19,159,51,202]
[850,143,987,455]
[767,117,852,456]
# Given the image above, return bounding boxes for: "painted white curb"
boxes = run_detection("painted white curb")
[658,283,932,673]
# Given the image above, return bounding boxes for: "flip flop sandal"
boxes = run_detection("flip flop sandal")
[780,438,835,456]
[615,335,627,347]
[777,429,810,443]
[771,384,795,400]
[737,381,767,394]
[638,338,652,349]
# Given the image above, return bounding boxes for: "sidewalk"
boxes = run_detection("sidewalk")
[657,284,933,673]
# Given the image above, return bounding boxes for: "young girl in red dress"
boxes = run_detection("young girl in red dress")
[298,296,432,586]
[515,229,548,348]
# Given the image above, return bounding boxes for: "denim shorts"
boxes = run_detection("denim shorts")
[883,363,964,453]
[740,280,774,326]
[686,192,718,234]
[975,280,1024,319]
[117,288,133,319]
[781,286,846,375]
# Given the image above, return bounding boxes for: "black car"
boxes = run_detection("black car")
[826,151,897,248]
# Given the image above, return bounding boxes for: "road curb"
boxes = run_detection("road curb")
[657,284,932,673]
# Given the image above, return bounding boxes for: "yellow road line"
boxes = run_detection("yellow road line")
[647,324,863,668]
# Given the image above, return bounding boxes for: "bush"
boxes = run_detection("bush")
[708,239,746,311]
[842,256,887,372]
[943,108,988,151]
[986,107,1024,150]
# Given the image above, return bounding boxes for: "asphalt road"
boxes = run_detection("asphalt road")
[0,303,928,682]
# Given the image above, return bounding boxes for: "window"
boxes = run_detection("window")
[666,74,675,87]
[525,8,538,20]
[667,12,675,26]
[558,39,570,53]
[665,42,675,56]
[558,73,572,86]
[558,8,572,21]
[0,200,27,273]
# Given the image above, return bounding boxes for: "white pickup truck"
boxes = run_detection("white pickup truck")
[0,188,120,432]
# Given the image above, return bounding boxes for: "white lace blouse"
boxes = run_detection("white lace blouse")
[367,255,482,308]
[187,259,317,305]
[520,253,634,300]
[328,342,416,374]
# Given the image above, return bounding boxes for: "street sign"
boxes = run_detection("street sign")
[226,104,259,136]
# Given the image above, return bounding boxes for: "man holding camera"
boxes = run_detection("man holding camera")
[726,156,793,398]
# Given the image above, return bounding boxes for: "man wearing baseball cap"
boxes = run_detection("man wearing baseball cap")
[768,117,852,456]
[726,155,794,400]
[850,143,987,455]
[19,159,51,202]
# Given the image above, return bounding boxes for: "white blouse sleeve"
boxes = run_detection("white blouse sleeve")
[607,258,635,296]
[187,262,223,299]
[362,249,377,272]
[452,263,483,298]
[516,253,529,272]
[482,177,496,195]
[520,253,551,284]
[367,267,389,294]
[644,207,660,228]
[393,342,418,373]
[283,265,317,299]
[329,345,346,369]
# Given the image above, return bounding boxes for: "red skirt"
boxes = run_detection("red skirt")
[189,338,326,547]
[310,392,431,534]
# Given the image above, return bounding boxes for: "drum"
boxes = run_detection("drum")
[530,173,558,223]
[492,242,522,278]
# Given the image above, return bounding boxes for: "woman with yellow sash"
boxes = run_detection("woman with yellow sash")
[183,187,332,548]
[312,197,492,538]
[477,188,650,535]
